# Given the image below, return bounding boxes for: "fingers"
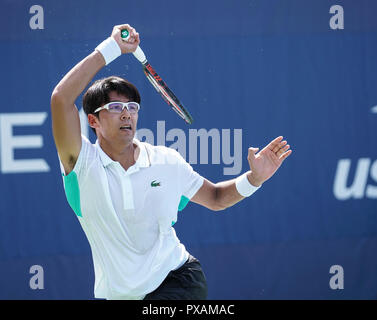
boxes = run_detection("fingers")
[272,140,287,153]
[279,149,292,161]
[113,24,133,34]
[134,31,140,44]
[112,24,129,38]
[267,136,283,152]
[113,25,137,40]
[277,144,290,157]
[125,27,138,44]
[111,24,140,53]
[268,136,292,161]
[276,143,292,162]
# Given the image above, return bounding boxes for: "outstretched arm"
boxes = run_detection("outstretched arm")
[191,136,292,211]
[50,24,140,174]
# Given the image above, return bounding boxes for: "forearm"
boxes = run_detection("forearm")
[50,24,140,175]
[213,179,244,210]
[52,50,105,105]
[214,171,261,210]
[52,24,140,106]
[193,137,292,212]
[192,172,262,211]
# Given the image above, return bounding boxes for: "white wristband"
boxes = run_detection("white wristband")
[235,172,261,197]
[95,37,121,65]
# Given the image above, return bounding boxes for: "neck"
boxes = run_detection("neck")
[98,137,137,171]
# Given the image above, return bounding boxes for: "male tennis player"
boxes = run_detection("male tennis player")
[51,24,292,300]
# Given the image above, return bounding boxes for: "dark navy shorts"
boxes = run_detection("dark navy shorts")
[144,254,208,300]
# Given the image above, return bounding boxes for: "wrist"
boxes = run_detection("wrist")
[235,172,262,197]
[95,37,121,66]
[246,172,263,187]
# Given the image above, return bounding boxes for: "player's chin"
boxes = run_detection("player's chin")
[119,128,136,140]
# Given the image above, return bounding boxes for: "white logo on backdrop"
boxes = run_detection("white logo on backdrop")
[136,120,242,175]
[329,5,344,30]
[29,5,44,30]
[333,158,377,200]
[333,106,377,200]
[329,265,344,290]
[0,111,242,176]
[78,112,243,175]
[29,265,44,290]
[0,113,50,173]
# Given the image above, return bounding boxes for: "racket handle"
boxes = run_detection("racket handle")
[121,29,147,64]
[132,46,147,64]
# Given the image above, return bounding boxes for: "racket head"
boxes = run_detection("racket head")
[142,64,193,124]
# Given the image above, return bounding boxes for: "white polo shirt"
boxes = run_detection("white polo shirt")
[60,135,204,300]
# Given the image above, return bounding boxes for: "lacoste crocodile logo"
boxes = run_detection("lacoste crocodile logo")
[151,180,161,187]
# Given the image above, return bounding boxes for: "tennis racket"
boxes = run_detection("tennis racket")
[121,29,193,124]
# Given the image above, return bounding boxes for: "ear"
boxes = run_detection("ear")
[88,113,100,130]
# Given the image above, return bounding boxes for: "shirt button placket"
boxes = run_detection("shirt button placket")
[121,170,135,215]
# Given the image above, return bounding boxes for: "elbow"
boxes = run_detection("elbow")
[214,185,231,211]
[50,88,72,113]
[50,89,63,110]
[51,87,66,105]
[209,186,228,211]
[51,83,73,109]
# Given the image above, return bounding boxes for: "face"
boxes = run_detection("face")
[89,91,139,145]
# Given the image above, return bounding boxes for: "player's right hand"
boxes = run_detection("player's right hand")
[111,24,140,54]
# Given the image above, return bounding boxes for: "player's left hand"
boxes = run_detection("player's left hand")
[246,136,292,186]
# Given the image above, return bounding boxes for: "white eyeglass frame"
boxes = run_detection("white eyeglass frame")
[94,101,140,114]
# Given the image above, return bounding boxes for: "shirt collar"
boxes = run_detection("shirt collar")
[133,138,150,168]
[95,138,150,169]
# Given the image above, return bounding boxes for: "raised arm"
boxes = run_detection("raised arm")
[191,136,292,211]
[50,24,140,174]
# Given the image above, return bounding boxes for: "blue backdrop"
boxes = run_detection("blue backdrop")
[0,0,376,299]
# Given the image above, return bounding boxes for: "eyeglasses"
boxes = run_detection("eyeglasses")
[94,101,140,114]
